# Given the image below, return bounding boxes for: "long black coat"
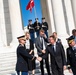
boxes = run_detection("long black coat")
[26,39,34,53]
[25,39,35,71]
[67,47,76,73]
[16,44,34,72]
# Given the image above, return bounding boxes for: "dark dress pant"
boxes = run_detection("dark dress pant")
[51,62,63,75]
[40,56,51,75]
[17,71,28,75]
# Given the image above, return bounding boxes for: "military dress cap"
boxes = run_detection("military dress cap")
[42,17,45,19]
[17,35,26,40]
[67,37,74,44]
[35,18,38,20]
[28,19,32,22]
[72,29,76,34]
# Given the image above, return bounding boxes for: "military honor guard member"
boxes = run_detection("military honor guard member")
[69,29,76,43]
[41,17,48,37]
[27,19,35,43]
[16,35,36,75]
[66,37,76,75]
[34,18,41,37]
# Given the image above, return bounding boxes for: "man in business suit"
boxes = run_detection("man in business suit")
[66,37,76,75]
[35,29,51,75]
[40,35,66,75]
[53,32,62,44]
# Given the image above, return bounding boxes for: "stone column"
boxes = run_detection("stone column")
[8,0,24,45]
[64,0,75,35]
[51,0,68,45]
[0,22,3,46]
[46,0,55,32]
[0,0,7,46]
[71,0,76,28]
[40,0,55,36]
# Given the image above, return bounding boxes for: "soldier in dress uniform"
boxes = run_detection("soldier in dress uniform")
[34,18,41,37]
[16,35,36,75]
[27,20,35,43]
[41,17,48,37]
[66,37,76,75]
[69,29,76,43]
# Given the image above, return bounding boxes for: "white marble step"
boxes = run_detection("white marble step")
[0,51,73,75]
[0,52,16,74]
[4,70,73,75]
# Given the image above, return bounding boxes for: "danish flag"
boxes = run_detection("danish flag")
[26,0,34,12]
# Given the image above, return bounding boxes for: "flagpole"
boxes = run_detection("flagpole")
[33,5,37,38]
[34,5,37,18]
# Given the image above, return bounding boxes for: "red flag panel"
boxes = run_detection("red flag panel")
[26,0,34,12]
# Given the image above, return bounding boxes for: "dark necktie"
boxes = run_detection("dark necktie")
[73,47,76,50]
[52,45,56,52]
[41,37,43,49]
